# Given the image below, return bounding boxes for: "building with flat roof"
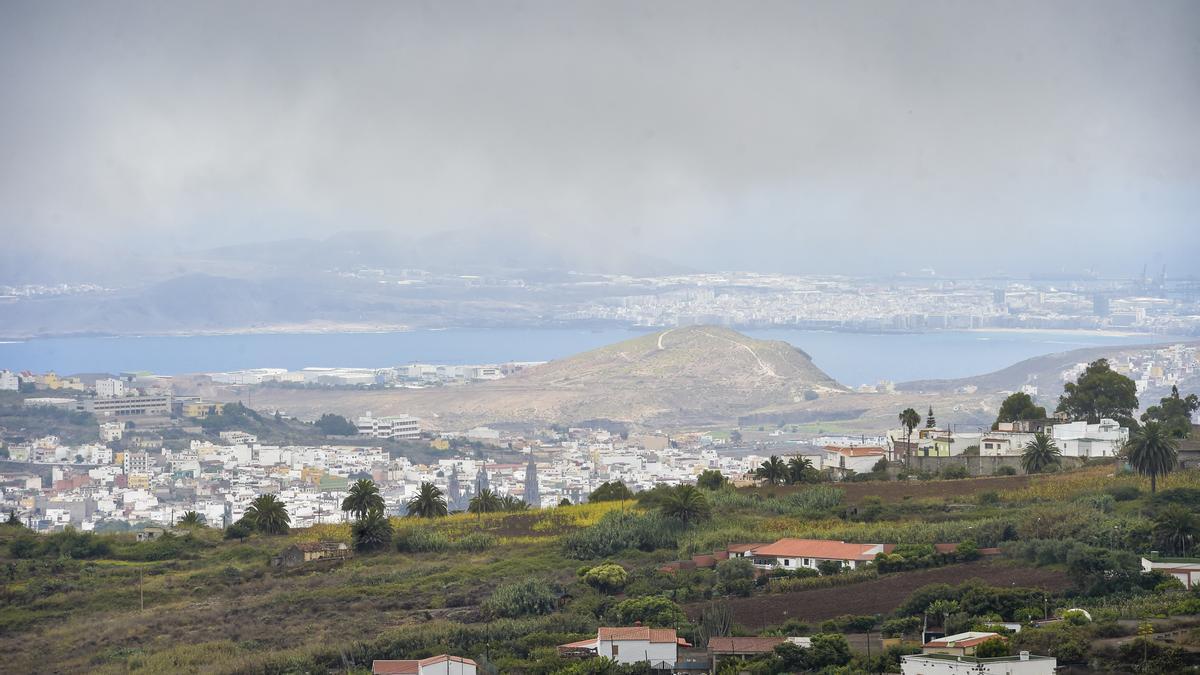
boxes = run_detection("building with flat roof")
[78,394,172,417]
[901,651,1055,675]
[356,413,420,440]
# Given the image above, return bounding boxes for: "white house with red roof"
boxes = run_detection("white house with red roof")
[558,626,691,667]
[371,654,477,675]
[748,538,894,571]
[922,631,1003,657]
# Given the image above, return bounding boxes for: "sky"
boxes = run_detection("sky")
[1,1,1197,279]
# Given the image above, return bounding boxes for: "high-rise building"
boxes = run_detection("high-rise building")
[524,458,540,507]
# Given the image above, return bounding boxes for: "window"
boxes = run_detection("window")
[784,559,790,566]
[612,645,619,657]
[804,558,810,566]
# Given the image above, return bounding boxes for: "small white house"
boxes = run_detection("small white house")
[749,538,894,571]
[559,627,689,668]
[901,652,1055,675]
[1051,418,1128,458]
[1142,556,1200,590]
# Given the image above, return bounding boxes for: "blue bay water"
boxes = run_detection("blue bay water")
[0,328,1174,385]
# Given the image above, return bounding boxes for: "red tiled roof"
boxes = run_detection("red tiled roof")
[707,637,786,654]
[692,555,717,567]
[598,627,680,643]
[825,446,887,456]
[752,538,890,561]
[558,637,598,650]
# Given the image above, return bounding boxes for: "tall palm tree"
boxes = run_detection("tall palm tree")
[899,408,921,466]
[1125,421,1179,494]
[244,494,290,534]
[177,511,205,528]
[351,508,394,553]
[468,488,503,514]
[1021,432,1062,474]
[755,455,788,486]
[342,479,386,519]
[787,456,814,484]
[659,485,711,525]
[1152,505,1197,557]
[406,482,449,518]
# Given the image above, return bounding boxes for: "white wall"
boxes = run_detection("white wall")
[599,639,676,666]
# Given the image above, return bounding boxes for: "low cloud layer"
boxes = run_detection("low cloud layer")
[1,1,1197,278]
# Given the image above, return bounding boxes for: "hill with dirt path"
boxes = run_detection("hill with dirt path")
[229,326,848,429]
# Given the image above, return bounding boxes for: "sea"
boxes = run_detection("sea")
[0,327,1180,386]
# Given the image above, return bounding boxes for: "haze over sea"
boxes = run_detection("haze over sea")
[0,328,1177,386]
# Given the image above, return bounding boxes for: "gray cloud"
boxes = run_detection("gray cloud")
[1,0,1197,278]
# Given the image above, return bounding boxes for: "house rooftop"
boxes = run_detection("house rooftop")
[752,538,892,561]
[597,627,691,646]
[707,637,787,654]
[372,655,477,674]
[905,652,1054,664]
[924,631,1003,648]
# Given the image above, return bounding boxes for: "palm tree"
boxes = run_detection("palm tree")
[351,508,394,552]
[899,408,921,466]
[1021,432,1062,474]
[787,456,814,484]
[244,494,290,534]
[342,479,385,519]
[659,485,711,525]
[1152,505,1197,556]
[177,511,205,528]
[406,482,448,518]
[500,495,528,512]
[1125,421,1179,494]
[468,488,503,514]
[755,455,788,486]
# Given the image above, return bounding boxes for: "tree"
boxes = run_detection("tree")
[588,481,634,502]
[558,498,572,507]
[975,637,1010,658]
[926,406,936,428]
[696,469,727,490]
[755,455,788,486]
[1021,432,1062,474]
[500,494,528,512]
[224,520,252,540]
[5,510,23,527]
[177,511,205,528]
[1057,359,1139,426]
[612,595,687,627]
[315,413,357,436]
[351,508,394,552]
[1152,505,1196,557]
[1125,421,1179,494]
[1142,386,1199,439]
[995,392,1047,427]
[787,456,815,484]
[898,408,921,466]
[406,481,448,518]
[715,558,756,596]
[659,485,711,525]
[468,488,503,514]
[697,601,733,649]
[341,479,385,519]
[729,429,743,443]
[243,494,290,534]
[816,559,845,576]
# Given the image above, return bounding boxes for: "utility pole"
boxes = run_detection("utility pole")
[139,566,144,612]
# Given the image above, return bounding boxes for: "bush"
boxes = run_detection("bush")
[563,510,680,559]
[454,532,497,552]
[974,636,1010,658]
[583,563,629,593]
[395,528,449,553]
[483,578,561,619]
[994,466,1017,476]
[1105,484,1141,501]
[977,491,1001,506]
[715,558,756,597]
[940,465,970,480]
[588,481,634,502]
[816,560,845,576]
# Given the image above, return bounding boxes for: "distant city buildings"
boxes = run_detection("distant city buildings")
[356,413,421,440]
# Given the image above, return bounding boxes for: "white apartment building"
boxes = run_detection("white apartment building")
[123,452,155,473]
[95,378,126,398]
[356,413,421,440]
[0,370,19,391]
[1051,418,1128,458]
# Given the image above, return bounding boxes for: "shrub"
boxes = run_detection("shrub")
[994,466,1017,476]
[974,636,1010,658]
[483,578,561,619]
[955,540,981,562]
[816,560,845,576]
[715,558,756,597]
[454,532,497,552]
[977,491,1001,506]
[562,510,680,559]
[1105,484,1141,501]
[940,465,970,480]
[583,563,628,593]
[395,528,449,553]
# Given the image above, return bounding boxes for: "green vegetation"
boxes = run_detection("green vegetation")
[1056,358,1139,428]
[315,412,358,436]
[1021,432,1062,474]
[342,479,385,519]
[241,494,290,535]
[587,481,634,502]
[406,481,449,518]
[995,391,1046,426]
[1126,421,1179,493]
[1141,385,1199,439]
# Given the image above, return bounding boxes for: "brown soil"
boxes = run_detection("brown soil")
[686,561,1072,629]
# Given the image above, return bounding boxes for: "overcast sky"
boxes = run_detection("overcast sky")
[1,1,1197,278]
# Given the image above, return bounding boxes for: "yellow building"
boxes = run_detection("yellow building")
[181,401,225,419]
[127,473,151,489]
